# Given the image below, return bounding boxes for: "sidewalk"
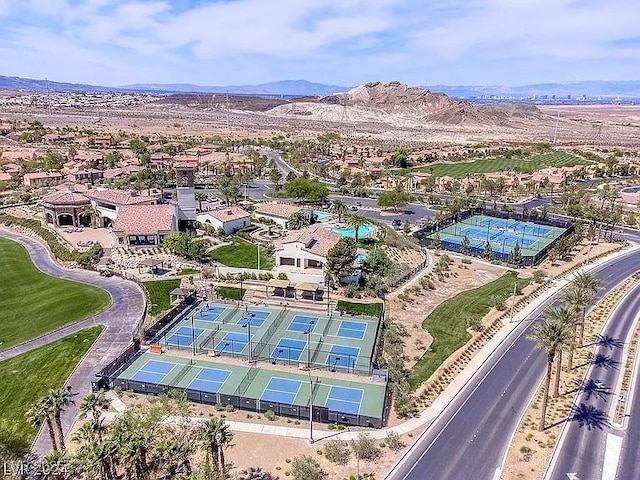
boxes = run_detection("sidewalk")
[100,244,638,442]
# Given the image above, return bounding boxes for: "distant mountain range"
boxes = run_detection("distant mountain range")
[1,74,639,99]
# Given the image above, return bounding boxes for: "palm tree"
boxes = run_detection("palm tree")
[563,285,591,369]
[571,271,601,345]
[528,309,573,430]
[197,418,234,475]
[545,305,575,397]
[376,225,387,244]
[346,214,370,243]
[330,199,348,222]
[80,391,108,424]
[0,419,30,460]
[48,387,76,451]
[195,192,208,211]
[26,398,58,452]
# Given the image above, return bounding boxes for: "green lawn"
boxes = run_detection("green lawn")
[209,237,274,270]
[407,271,529,390]
[143,279,181,316]
[216,286,246,301]
[0,238,111,351]
[0,326,103,441]
[336,300,383,318]
[412,151,588,178]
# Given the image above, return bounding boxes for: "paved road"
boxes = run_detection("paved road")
[546,283,640,480]
[617,317,640,480]
[387,247,640,480]
[0,229,146,455]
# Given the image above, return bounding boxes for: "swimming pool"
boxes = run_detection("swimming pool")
[332,225,376,238]
[314,211,333,221]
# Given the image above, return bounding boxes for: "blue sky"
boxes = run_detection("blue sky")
[0,0,639,87]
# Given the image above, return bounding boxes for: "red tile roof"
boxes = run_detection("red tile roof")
[205,206,251,223]
[84,188,156,206]
[254,202,303,219]
[112,204,173,235]
[276,225,342,258]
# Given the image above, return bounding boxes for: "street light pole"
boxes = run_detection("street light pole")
[191,314,196,356]
[308,376,314,444]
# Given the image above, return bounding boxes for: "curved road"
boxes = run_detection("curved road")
[387,245,640,480]
[0,228,146,454]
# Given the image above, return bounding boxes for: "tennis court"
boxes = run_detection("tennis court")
[271,338,307,362]
[167,326,205,347]
[425,213,569,265]
[337,320,367,340]
[194,304,227,322]
[325,386,363,415]
[130,359,176,383]
[327,345,361,370]
[216,332,249,354]
[112,352,387,427]
[260,377,302,404]
[287,315,319,333]
[187,367,231,393]
[237,310,270,328]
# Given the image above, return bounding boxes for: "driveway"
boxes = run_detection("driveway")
[0,228,146,455]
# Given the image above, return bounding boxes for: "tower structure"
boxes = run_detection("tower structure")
[339,101,356,138]
[174,163,196,229]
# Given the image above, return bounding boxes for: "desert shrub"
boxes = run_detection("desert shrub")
[323,439,350,465]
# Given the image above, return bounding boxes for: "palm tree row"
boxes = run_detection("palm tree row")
[530,271,601,430]
[26,387,75,453]
[30,390,235,480]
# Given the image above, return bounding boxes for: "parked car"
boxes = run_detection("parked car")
[350,205,358,211]
[356,201,362,207]
[392,219,402,227]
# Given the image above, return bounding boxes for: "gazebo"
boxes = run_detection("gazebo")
[170,287,195,304]
[137,258,165,275]
[266,278,294,298]
[296,282,323,302]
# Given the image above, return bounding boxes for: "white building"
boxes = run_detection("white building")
[197,206,251,235]
[253,202,312,229]
[274,225,342,284]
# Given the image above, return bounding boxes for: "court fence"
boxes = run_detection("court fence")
[143,298,198,342]
[162,335,373,375]
[109,370,385,428]
[91,339,141,392]
[413,207,575,266]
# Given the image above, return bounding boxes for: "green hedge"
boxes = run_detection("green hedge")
[0,213,103,268]
[336,300,383,318]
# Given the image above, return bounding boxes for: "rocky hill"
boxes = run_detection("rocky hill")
[266,81,545,127]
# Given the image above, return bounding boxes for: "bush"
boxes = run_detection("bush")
[492,295,507,311]
[532,269,547,284]
[323,439,350,465]
[343,283,359,298]
[385,431,405,451]
[289,455,326,480]
[214,403,225,411]
[350,433,380,462]
[278,272,288,280]
[264,409,277,421]
[225,404,236,412]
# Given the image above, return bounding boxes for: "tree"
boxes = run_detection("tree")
[376,225,387,244]
[403,220,411,235]
[431,232,442,252]
[545,305,575,397]
[330,199,348,222]
[461,235,471,256]
[482,240,493,260]
[285,171,297,182]
[0,419,30,460]
[289,455,326,480]
[163,232,191,257]
[216,171,241,206]
[350,432,380,478]
[48,387,75,451]
[42,151,64,172]
[346,214,370,242]
[571,271,601,345]
[195,192,208,211]
[80,391,108,425]
[326,238,357,283]
[286,211,311,230]
[362,248,393,276]
[563,285,591,370]
[390,149,409,168]
[510,243,523,266]
[528,309,573,430]
[26,398,58,452]
[269,169,283,192]
[284,177,328,202]
[377,190,411,212]
[197,418,234,476]
[129,137,148,157]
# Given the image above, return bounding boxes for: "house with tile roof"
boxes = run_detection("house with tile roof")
[253,202,312,229]
[112,204,176,248]
[196,206,251,235]
[274,225,342,283]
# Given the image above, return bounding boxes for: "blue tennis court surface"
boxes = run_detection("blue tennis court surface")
[271,338,306,361]
[288,314,319,333]
[260,377,302,404]
[337,320,367,340]
[479,217,551,236]
[238,310,270,328]
[187,367,231,393]
[327,345,360,369]
[131,359,175,384]
[194,305,226,322]
[167,326,205,347]
[325,386,363,415]
[216,332,249,354]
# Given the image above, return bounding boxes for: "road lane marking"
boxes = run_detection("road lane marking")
[602,433,622,480]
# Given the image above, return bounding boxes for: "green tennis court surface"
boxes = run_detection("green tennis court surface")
[114,352,386,427]
[152,301,382,375]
